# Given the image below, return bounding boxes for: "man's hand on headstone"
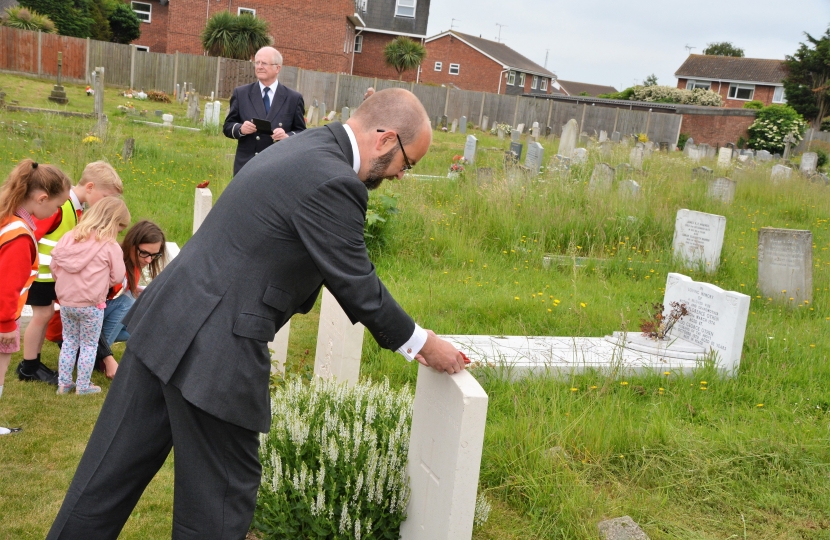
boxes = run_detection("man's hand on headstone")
[272,128,288,141]
[415,330,467,374]
[240,121,257,135]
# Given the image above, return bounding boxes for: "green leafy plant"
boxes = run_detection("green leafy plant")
[255,377,413,539]
[677,133,690,150]
[702,41,745,57]
[747,104,808,154]
[107,2,140,44]
[742,100,765,110]
[816,148,828,169]
[364,189,399,251]
[383,36,426,81]
[783,27,830,127]
[1,6,56,32]
[18,0,93,37]
[201,11,272,60]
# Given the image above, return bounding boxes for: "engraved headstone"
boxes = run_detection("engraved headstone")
[619,179,640,197]
[717,147,732,168]
[525,142,544,175]
[463,135,477,165]
[630,147,644,170]
[800,152,818,175]
[758,228,812,305]
[599,130,607,143]
[770,164,792,183]
[572,148,588,164]
[341,106,350,121]
[509,141,523,161]
[193,187,212,234]
[481,116,488,132]
[450,119,458,133]
[313,288,364,387]
[460,116,467,134]
[589,163,615,191]
[672,209,726,272]
[559,119,579,157]
[756,150,772,162]
[400,365,488,540]
[692,166,714,181]
[707,177,737,204]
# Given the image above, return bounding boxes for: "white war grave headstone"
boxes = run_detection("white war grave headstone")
[450,119,458,133]
[770,164,792,183]
[758,228,813,305]
[268,320,291,375]
[515,123,525,134]
[524,142,544,176]
[400,365,488,540]
[463,135,477,165]
[459,116,467,134]
[531,122,540,139]
[599,130,607,143]
[800,152,818,175]
[707,177,737,204]
[672,209,726,273]
[313,287,364,386]
[717,147,732,168]
[341,106,350,121]
[559,119,579,158]
[481,116,489,132]
[193,187,212,234]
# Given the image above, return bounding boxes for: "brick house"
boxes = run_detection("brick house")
[675,54,788,108]
[551,79,617,97]
[129,0,363,73]
[350,0,429,82]
[420,31,555,95]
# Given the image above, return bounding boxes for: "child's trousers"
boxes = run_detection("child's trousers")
[58,306,105,390]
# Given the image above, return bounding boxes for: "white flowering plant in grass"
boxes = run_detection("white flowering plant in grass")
[254,377,413,539]
[747,104,808,154]
[630,85,723,107]
[490,123,512,136]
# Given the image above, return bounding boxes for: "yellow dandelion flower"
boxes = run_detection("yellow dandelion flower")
[514,296,520,300]
[620,381,629,386]
[663,371,670,376]
[590,385,597,390]
[580,302,587,308]
[756,403,764,408]
[570,387,578,392]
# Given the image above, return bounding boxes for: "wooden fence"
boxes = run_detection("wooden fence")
[0,26,683,144]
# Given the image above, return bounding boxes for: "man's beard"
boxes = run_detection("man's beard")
[363,147,398,191]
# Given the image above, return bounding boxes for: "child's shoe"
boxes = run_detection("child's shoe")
[56,383,76,395]
[76,385,101,395]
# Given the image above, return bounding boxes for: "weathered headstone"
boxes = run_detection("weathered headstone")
[313,288,364,387]
[545,126,552,138]
[193,187,212,234]
[800,152,818,175]
[630,147,644,170]
[93,67,105,118]
[211,101,221,125]
[341,106,350,121]
[515,123,525,134]
[756,150,772,162]
[782,132,796,160]
[121,137,135,161]
[659,141,670,152]
[692,166,714,181]
[311,106,320,126]
[525,142,544,175]
[598,516,650,540]
[319,102,327,122]
[400,365,488,540]
[707,177,737,204]
[510,129,521,143]
[508,141,523,161]
[175,83,181,102]
[672,209,726,272]
[497,126,505,140]
[441,115,448,129]
[717,147,732,168]
[481,116,488,132]
[448,118,456,133]
[463,135,477,165]
[186,89,200,123]
[589,163,615,191]
[531,122,540,139]
[619,179,640,197]
[771,164,792,183]
[611,131,621,143]
[162,113,174,127]
[203,101,214,126]
[325,110,336,121]
[48,52,69,105]
[758,228,812,305]
[459,116,467,134]
[600,141,614,157]
[599,130,607,143]
[571,148,588,165]
[559,119,578,157]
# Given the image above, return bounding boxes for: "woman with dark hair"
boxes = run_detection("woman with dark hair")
[98,220,166,377]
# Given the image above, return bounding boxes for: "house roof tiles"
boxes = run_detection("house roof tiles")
[427,30,555,78]
[556,80,617,97]
[675,54,787,84]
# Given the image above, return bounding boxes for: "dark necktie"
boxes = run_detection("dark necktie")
[263,87,270,114]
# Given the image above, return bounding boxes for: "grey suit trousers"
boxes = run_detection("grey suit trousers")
[46,351,261,539]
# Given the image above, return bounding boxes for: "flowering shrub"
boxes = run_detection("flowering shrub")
[490,123,512,136]
[630,85,723,106]
[637,133,649,143]
[747,105,808,154]
[255,377,413,539]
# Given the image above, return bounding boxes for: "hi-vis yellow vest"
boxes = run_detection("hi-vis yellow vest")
[36,198,79,282]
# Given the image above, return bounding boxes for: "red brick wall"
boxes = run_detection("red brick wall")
[132,0,168,53]
[677,78,778,108]
[351,31,418,82]
[680,113,756,146]
[420,34,505,93]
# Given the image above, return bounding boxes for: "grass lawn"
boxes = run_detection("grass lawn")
[1,72,829,539]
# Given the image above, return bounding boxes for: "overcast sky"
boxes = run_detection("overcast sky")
[425,0,830,90]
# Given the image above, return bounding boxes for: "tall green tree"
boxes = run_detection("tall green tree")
[383,36,426,81]
[643,74,658,86]
[108,3,140,44]
[702,42,745,57]
[18,0,93,37]
[201,11,271,60]
[783,27,830,127]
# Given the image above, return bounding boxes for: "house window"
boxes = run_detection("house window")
[131,1,151,22]
[434,61,442,71]
[540,78,548,91]
[531,75,538,89]
[395,0,416,17]
[354,34,363,53]
[728,83,755,100]
[448,63,459,75]
[135,45,149,52]
[685,79,711,91]
[507,71,516,85]
[518,72,525,87]
[773,86,786,103]
[238,7,255,16]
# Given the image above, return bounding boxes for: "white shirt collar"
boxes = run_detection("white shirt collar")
[69,188,82,211]
[258,79,279,99]
[342,123,361,174]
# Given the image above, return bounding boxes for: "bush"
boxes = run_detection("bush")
[201,11,272,60]
[1,6,56,32]
[747,104,808,154]
[255,377,413,539]
[816,148,828,169]
[146,90,171,103]
[742,100,765,110]
[677,133,690,150]
[821,117,830,132]
[364,189,399,252]
[597,87,635,100]
[631,85,723,106]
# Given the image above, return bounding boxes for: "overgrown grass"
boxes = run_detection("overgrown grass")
[1,72,829,539]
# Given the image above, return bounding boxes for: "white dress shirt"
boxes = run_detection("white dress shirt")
[258,80,279,109]
[342,123,427,362]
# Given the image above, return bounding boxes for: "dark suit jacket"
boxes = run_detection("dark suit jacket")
[223,81,306,176]
[123,123,414,433]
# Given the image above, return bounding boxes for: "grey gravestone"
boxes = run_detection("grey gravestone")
[441,115,448,129]
[481,116,489,132]
[800,152,818,175]
[672,209,726,273]
[524,142,544,175]
[659,141,670,152]
[545,126,552,138]
[341,107,350,121]
[175,84,181,103]
[810,172,830,185]
[122,138,135,161]
[92,67,105,118]
[571,148,588,164]
[531,122,540,139]
[692,166,714,181]
[559,119,578,157]
[511,129,521,143]
[644,141,656,153]
[758,228,812,305]
[320,102,327,122]
[756,150,772,162]
[463,135,477,165]
[313,99,318,108]
[698,143,715,159]
[717,147,732,168]
[773,153,781,160]
[154,110,163,117]
[550,154,572,173]
[615,163,633,179]
[619,179,640,197]
[630,147,644,170]
[707,177,737,204]
[450,119,458,133]
[515,123,525,134]
[48,52,69,104]
[589,163,615,191]
[598,516,650,540]
[497,126,505,140]
[460,116,467,134]
[509,142,523,161]
[770,164,792,183]
[783,133,797,160]
[600,141,614,157]
[611,131,621,143]
[599,130,607,142]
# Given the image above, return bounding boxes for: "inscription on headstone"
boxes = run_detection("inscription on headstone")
[758,228,812,304]
[717,147,732,168]
[524,142,544,175]
[463,135,477,165]
[672,209,726,273]
[707,177,736,204]
[800,152,818,175]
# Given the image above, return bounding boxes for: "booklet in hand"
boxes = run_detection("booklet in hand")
[252,118,273,134]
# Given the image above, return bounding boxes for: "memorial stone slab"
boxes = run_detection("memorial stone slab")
[400,365,488,540]
[619,179,640,197]
[545,126,552,138]
[770,164,792,183]
[599,130,607,142]
[600,141,614,156]
[211,101,221,125]
[313,288,364,387]
[460,116,467,134]
[341,106,350,121]
[611,131,621,143]
[509,141,523,161]
[800,152,818,175]
[717,147,732,168]
[531,122,540,139]
[497,127,505,140]
[525,142,544,175]
[511,129,521,143]
[659,141,670,152]
[441,115,448,129]
[692,166,714,181]
[571,148,588,164]
[268,319,291,375]
[672,209,726,272]
[756,150,772,162]
[203,102,214,126]
[463,135,477,165]
[758,228,813,305]
[121,138,135,161]
[450,119,457,133]
[193,187,212,234]
[481,116,488,132]
[319,102,327,122]
[810,172,830,185]
[707,177,737,204]
[630,147,644,169]
[589,163,615,191]
[559,119,579,157]
[516,123,525,134]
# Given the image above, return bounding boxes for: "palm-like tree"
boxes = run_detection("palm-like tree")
[201,11,272,60]
[383,36,426,81]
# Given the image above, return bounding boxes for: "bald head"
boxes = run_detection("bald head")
[348,88,431,146]
[256,47,283,66]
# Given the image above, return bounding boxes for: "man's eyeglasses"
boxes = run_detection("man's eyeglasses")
[254,61,278,67]
[137,248,163,261]
[377,129,412,171]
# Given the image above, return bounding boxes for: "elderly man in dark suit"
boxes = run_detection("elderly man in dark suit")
[47,88,467,540]
[223,46,306,176]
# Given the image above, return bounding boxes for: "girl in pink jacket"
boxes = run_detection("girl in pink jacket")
[50,198,130,395]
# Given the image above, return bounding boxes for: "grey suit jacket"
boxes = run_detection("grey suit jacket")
[123,123,414,432]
